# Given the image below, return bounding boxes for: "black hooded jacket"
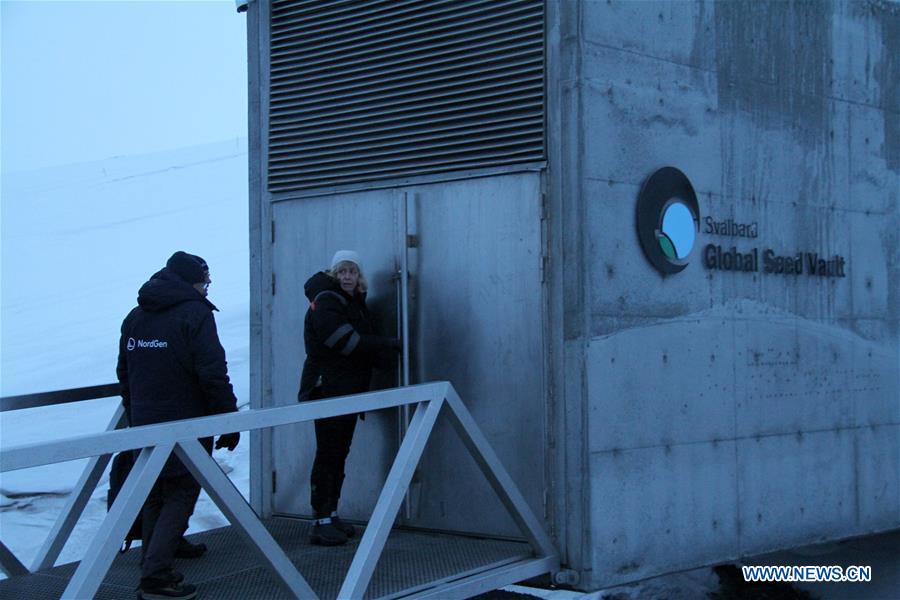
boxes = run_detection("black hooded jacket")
[117,268,237,473]
[298,271,395,401]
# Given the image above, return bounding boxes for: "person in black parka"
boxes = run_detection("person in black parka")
[117,251,240,600]
[298,250,400,546]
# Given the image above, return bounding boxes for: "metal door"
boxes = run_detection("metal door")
[269,189,402,520]
[269,173,546,539]
[401,173,546,537]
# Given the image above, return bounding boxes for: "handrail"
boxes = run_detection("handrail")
[0,381,559,599]
[1,383,446,472]
[0,383,120,412]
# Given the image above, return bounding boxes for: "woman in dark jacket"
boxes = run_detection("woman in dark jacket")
[298,250,400,545]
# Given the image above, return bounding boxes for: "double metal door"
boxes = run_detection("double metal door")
[270,173,545,537]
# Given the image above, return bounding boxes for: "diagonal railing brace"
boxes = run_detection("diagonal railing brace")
[175,438,317,599]
[62,443,172,600]
[339,394,446,599]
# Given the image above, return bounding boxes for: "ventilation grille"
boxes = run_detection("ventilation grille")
[268,0,545,193]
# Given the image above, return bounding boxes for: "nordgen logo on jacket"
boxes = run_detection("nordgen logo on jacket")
[127,337,169,351]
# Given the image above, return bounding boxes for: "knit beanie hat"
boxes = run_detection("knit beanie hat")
[330,250,361,272]
[166,251,209,285]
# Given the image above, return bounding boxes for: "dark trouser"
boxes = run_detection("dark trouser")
[141,473,201,578]
[310,414,358,518]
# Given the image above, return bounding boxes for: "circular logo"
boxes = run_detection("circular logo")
[636,167,700,274]
[127,337,136,351]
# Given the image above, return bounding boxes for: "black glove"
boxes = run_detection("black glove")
[215,431,240,451]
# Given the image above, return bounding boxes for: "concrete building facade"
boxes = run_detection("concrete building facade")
[247,1,899,590]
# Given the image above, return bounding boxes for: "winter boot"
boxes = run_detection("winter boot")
[138,569,195,600]
[310,518,348,546]
[331,514,356,539]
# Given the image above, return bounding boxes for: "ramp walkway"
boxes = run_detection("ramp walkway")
[0,518,539,599]
[0,382,558,599]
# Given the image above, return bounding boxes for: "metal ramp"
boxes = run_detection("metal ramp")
[1,382,559,598]
[0,518,545,599]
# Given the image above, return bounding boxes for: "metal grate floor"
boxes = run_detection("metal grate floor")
[0,517,534,599]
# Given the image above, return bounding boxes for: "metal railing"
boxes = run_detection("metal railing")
[0,383,120,412]
[1,383,126,579]
[1,382,558,599]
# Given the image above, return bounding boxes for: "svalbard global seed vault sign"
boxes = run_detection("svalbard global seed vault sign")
[636,167,848,278]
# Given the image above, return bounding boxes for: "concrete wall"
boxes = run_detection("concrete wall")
[249,0,898,589]
[548,0,899,589]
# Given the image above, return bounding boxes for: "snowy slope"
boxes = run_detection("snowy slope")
[0,139,250,571]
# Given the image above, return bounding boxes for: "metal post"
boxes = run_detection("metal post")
[399,191,412,520]
[401,192,411,389]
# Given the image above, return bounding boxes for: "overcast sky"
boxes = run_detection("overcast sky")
[1,0,247,174]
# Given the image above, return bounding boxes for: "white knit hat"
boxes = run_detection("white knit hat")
[330,250,361,271]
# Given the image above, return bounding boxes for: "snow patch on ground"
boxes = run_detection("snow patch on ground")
[1,141,250,576]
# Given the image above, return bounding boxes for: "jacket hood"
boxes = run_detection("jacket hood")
[137,268,218,313]
[304,271,340,302]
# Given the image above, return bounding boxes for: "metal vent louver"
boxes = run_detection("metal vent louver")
[268,0,545,192]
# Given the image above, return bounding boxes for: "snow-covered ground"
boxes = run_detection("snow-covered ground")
[0,139,250,573]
